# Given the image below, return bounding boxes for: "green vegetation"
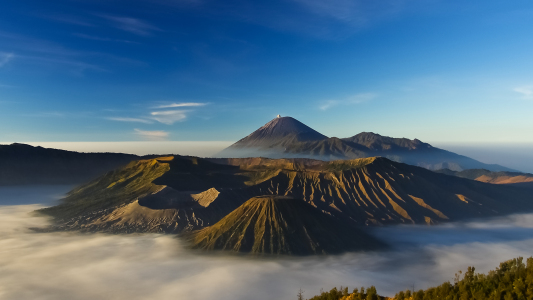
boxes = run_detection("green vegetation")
[306,257,533,300]
[308,286,382,300]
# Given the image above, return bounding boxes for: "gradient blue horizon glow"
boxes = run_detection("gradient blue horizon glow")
[1,1,532,145]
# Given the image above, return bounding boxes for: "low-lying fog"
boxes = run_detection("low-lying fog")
[1,186,533,300]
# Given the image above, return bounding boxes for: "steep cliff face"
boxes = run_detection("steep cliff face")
[186,196,383,255]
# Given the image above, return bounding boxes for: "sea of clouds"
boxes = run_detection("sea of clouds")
[1,186,532,300]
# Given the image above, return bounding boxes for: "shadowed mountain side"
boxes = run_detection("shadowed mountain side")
[507,182,533,190]
[218,117,514,172]
[436,168,533,185]
[38,155,533,236]
[0,143,138,185]
[185,196,384,255]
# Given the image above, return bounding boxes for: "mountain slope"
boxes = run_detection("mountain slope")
[342,132,514,172]
[38,156,249,233]
[241,157,533,225]
[0,143,138,185]
[342,132,429,150]
[186,196,383,255]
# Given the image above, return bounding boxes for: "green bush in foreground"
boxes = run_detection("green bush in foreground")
[307,257,533,300]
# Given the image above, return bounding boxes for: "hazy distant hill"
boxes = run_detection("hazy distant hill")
[38,155,533,254]
[436,168,533,185]
[219,116,515,172]
[0,143,138,185]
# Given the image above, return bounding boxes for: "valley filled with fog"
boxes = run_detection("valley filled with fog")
[1,186,533,300]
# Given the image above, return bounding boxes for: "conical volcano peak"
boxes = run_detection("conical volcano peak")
[227,116,328,149]
[258,116,323,136]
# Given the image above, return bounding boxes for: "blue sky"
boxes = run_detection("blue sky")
[0,0,532,144]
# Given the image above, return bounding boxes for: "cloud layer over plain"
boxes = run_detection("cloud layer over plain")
[1,186,533,300]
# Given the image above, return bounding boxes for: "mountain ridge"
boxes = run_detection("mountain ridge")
[219,116,516,172]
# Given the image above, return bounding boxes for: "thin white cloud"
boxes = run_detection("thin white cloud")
[41,15,95,27]
[134,129,169,141]
[292,0,358,22]
[0,53,14,67]
[100,15,160,36]
[20,111,66,118]
[73,33,136,44]
[107,117,153,124]
[514,86,533,100]
[0,32,108,74]
[291,0,411,26]
[150,110,188,125]
[153,102,208,109]
[319,93,377,110]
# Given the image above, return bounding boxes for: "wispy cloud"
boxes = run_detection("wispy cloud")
[20,111,66,118]
[99,15,160,36]
[0,31,109,74]
[153,102,208,109]
[106,117,153,124]
[291,0,414,26]
[40,14,95,27]
[292,0,359,22]
[20,55,106,74]
[0,53,14,67]
[319,93,377,110]
[73,33,136,44]
[134,129,169,141]
[514,86,533,100]
[218,0,420,39]
[150,110,188,125]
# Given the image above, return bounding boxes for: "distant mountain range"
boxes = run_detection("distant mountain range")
[0,117,520,186]
[218,116,515,172]
[38,155,533,255]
